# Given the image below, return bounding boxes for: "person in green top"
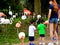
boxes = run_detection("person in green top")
[37,19,46,45]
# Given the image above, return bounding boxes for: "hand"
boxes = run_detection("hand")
[44,20,49,25]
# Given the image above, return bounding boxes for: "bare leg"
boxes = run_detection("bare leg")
[53,23,59,45]
[29,41,35,45]
[54,24,58,41]
[48,23,54,45]
[49,23,54,42]
[54,31,58,41]
[39,37,42,44]
[39,37,42,42]
[42,37,45,45]
[41,37,45,43]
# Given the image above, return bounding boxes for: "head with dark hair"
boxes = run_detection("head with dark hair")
[40,19,44,23]
[50,0,55,1]
[49,0,53,4]
[30,20,35,24]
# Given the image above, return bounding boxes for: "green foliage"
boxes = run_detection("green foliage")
[42,17,48,21]
[0,17,32,44]
[2,9,9,15]
[20,0,26,5]
[27,0,34,11]
[16,4,24,10]
[0,25,2,32]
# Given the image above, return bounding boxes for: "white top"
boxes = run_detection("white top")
[29,24,36,36]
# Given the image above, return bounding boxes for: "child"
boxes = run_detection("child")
[37,19,46,45]
[18,32,25,45]
[28,20,36,45]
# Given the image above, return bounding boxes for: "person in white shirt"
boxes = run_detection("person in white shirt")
[28,20,36,45]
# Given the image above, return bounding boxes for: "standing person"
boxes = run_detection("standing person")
[36,18,41,25]
[48,0,59,45]
[28,20,36,45]
[37,19,46,45]
[49,0,58,41]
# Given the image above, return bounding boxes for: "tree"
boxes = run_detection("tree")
[34,0,41,14]
[26,0,34,12]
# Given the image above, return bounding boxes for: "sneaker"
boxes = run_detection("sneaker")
[55,41,59,45]
[29,43,31,45]
[48,42,54,45]
[42,43,45,45]
[39,42,42,45]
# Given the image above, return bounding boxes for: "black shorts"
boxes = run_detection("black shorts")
[40,34,45,37]
[29,36,34,41]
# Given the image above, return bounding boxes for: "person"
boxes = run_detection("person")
[37,19,46,45]
[36,18,41,25]
[48,0,59,45]
[18,32,25,45]
[28,20,36,45]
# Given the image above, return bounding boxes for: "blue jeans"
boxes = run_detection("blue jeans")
[49,18,58,24]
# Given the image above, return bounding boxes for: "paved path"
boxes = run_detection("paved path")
[13,38,60,45]
[13,25,60,45]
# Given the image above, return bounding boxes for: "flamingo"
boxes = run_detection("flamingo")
[0,18,13,24]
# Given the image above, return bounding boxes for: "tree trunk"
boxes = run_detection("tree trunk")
[34,0,41,15]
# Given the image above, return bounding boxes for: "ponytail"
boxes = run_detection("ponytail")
[53,0,58,12]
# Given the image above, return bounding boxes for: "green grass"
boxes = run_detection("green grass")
[0,33,29,45]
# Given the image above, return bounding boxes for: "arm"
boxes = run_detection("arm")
[34,26,37,33]
[48,9,52,20]
[58,9,60,18]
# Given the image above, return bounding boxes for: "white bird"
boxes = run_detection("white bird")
[9,11,12,16]
[21,15,27,20]
[0,18,13,24]
[37,15,41,19]
[13,15,16,18]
